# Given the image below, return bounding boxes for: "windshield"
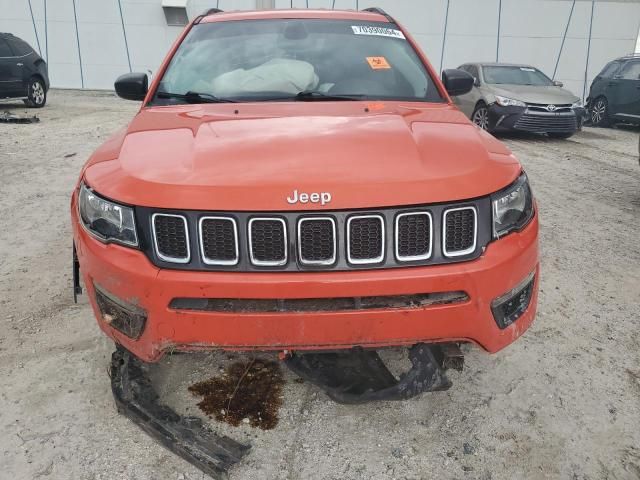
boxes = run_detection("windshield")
[482,66,553,86]
[152,19,443,104]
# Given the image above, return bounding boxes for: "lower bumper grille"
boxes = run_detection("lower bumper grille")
[514,112,577,133]
[169,291,469,313]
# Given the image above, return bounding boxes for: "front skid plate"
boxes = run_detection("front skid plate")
[110,349,250,479]
[284,343,452,404]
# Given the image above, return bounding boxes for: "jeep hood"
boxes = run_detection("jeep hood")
[487,84,580,105]
[83,102,521,211]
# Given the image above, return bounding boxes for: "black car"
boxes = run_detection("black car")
[0,33,49,108]
[587,55,640,127]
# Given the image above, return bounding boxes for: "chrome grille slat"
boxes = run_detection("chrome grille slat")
[248,217,288,266]
[152,213,190,263]
[297,217,336,265]
[442,207,477,257]
[347,214,385,265]
[395,212,433,262]
[199,216,239,266]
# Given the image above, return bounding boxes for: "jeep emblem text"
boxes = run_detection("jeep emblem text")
[287,189,332,206]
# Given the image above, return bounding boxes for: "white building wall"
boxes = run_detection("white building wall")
[1,0,639,98]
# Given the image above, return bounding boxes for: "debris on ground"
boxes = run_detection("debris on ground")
[189,358,284,430]
[0,111,40,124]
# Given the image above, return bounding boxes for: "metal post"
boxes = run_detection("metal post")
[583,0,595,102]
[332,0,336,8]
[496,0,502,62]
[553,0,575,80]
[27,0,42,56]
[71,0,84,88]
[440,0,450,73]
[44,0,48,63]
[117,0,132,73]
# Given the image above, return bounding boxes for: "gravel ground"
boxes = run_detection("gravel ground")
[1,90,639,480]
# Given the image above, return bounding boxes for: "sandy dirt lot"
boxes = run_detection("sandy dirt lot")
[1,90,639,480]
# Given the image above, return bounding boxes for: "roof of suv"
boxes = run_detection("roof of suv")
[614,54,640,62]
[199,8,392,24]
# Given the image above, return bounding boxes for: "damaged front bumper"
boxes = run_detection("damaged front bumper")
[487,104,585,133]
[72,211,539,362]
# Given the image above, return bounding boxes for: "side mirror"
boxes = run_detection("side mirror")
[553,80,564,87]
[442,69,474,96]
[115,72,149,101]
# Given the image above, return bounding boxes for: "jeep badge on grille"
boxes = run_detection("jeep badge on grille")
[287,189,332,206]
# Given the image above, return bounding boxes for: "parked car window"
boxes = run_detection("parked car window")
[599,61,620,78]
[0,38,13,57]
[483,66,553,86]
[620,61,640,80]
[467,65,479,81]
[7,37,33,56]
[157,19,443,103]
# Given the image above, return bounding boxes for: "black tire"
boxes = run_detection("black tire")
[548,132,574,139]
[590,96,610,127]
[471,102,491,131]
[24,76,46,108]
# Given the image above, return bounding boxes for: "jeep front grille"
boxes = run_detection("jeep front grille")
[141,199,489,271]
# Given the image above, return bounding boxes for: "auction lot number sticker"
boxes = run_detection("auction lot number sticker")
[352,25,406,39]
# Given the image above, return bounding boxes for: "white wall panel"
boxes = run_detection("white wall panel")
[1,0,639,95]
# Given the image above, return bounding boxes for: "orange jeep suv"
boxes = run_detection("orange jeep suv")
[71,9,539,371]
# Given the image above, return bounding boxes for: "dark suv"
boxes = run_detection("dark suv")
[0,33,49,107]
[587,55,640,127]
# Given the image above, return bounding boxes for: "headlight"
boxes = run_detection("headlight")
[78,182,138,246]
[572,99,583,108]
[494,95,526,108]
[491,173,534,238]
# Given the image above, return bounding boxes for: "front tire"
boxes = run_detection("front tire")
[472,103,491,131]
[590,97,610,127]
[548,132,574,139]
[24,77,46,108]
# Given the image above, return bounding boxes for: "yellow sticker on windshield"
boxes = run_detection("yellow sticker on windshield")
[367,56,391,70]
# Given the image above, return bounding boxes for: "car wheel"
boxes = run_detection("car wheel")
[472,103,490,131]
[590,97,609,127]
[25,77,46,108]
[548,132,574,139]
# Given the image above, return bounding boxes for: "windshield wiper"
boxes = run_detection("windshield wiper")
[156,91,237,103]
[292,91,366,101]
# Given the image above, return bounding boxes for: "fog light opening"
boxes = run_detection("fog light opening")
[94,283,147,339]
[491,271,536,330]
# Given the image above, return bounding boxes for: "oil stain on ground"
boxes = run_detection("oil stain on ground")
[188,358,284,430]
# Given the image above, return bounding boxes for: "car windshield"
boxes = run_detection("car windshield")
[482,66,553,86]
[152,19,443,104]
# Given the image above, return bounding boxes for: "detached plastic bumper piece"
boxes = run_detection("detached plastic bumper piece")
[110,348,250,479]
[284,343,458,404]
